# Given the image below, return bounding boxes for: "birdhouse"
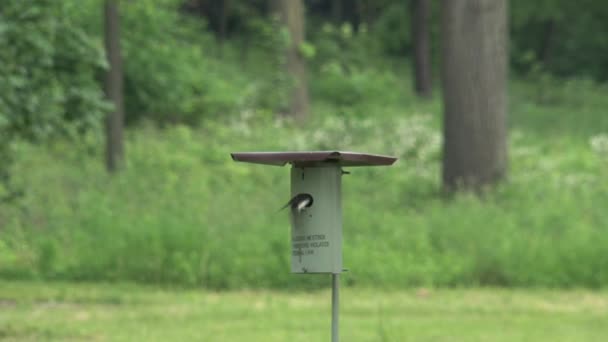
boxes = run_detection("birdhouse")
[230,151,397,274]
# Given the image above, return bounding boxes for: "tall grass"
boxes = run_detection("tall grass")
[1,74,608,289]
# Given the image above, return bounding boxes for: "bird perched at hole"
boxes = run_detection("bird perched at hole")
[281,193,313,230]
[280,193,314,213]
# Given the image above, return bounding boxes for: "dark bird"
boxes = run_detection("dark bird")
[280,193,314,213]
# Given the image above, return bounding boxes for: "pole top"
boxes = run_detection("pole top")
[231,151,397,167]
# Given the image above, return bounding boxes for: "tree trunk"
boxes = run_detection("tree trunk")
[411,0,432,98]
[279,0,309,123]
[104,0,125,172]
[218,0,229,54]
[353,0,363,31]
[538,18,555,66]
[331,0,342,24]
[440,0,508,191]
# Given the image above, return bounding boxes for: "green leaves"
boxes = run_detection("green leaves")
[0,0,107,198]
[0,0,107,142]
[298,41,316,59]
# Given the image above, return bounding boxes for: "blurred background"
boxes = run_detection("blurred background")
[1,0,608,292]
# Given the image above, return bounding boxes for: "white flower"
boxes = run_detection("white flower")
[590,134,608,156]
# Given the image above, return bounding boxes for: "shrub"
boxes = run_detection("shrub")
[2,100,608,289]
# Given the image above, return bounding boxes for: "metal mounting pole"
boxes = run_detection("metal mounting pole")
[331,273,339,342]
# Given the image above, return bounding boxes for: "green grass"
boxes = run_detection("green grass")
[1,107,607,289]
[1,281,607,341]
[1,60,608,289]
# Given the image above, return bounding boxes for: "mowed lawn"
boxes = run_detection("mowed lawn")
[0,281,607,341]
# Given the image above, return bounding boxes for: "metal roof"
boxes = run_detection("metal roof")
[231,151,397,167]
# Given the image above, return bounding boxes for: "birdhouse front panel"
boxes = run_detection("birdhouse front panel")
[290,165,342,274]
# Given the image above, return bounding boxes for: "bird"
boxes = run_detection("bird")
[280,193,314,213]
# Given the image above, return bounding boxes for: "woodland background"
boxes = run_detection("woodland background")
[1,0,608,290]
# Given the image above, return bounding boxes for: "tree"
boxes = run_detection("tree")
[279,0,310,123]
[218,0,230,51]
[1,1,106,200]
[440,0,508,191]
[537,18,555,66]
[104,0,125,172]
[331,0,342,23]
[411,0,432,98]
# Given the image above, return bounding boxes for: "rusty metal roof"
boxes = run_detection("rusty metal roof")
[231,151,397,167]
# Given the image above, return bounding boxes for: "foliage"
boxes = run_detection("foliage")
[119,0,260,123]
[308,22,410,112]
[371,1,411,56]
[64,0,249,124]
[0,0,108,197]
[2,76,608,289]
[2,0,608,290]
[0,0,108,141]
[511,0,608,81]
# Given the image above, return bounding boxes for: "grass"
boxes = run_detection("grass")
[1,281,607,341]
[2,54,608,288]
[2,76,608,288]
